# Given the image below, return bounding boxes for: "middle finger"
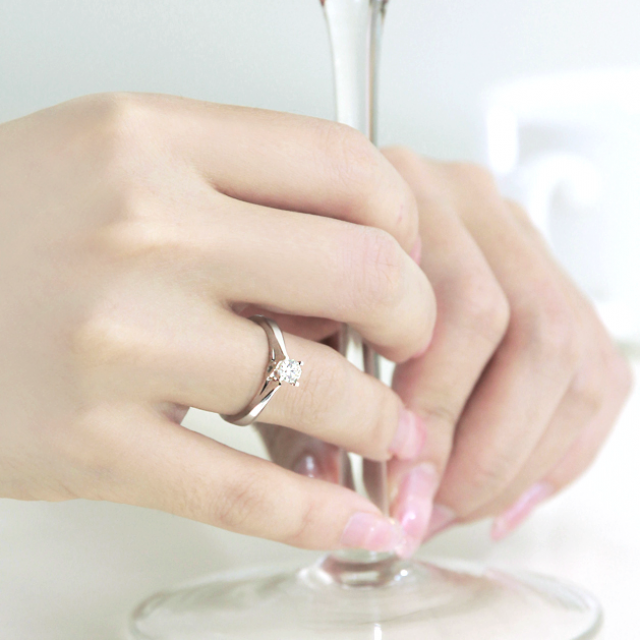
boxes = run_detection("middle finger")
[158,192,435,364]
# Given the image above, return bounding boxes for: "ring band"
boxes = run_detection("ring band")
[220,315,303,426]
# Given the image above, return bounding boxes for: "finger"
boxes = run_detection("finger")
[73,402,405,553]
[467,296,605,525]
[489,345,632,539]
[378,148,509,552]
[431,163,583,522]
[472,355,603,527]
[195,197,434,362]
[75,280,426,466]
[545,349,632,489]
[468,201,632,534]
[255,333,344,486]
[130,94,421,255]
[112,193,434,363]
[136,308,427,462]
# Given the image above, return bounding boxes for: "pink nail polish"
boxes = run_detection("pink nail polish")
[340,512,405,553]
[410,237,422,265]
[389,409,427,460]
[424,504,456,539]
[492,482,554,541]
[392,464,438,558]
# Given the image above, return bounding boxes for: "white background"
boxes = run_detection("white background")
[3,0,640,160]
[1,1,640,638]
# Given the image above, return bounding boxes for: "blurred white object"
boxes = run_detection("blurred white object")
[483,68,640,346]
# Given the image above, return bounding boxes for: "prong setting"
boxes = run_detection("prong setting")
[272,358,303,386]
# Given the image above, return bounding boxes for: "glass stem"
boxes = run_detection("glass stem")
[322,0,386,141]
[321,0,392,567]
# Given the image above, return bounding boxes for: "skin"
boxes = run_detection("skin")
[0,93,435,552]
[262,148,633,556]
[0,94,631,557]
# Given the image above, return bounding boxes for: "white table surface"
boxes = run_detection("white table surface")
[1,360,638,640]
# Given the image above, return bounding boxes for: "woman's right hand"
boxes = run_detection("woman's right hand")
[0,93,435,552]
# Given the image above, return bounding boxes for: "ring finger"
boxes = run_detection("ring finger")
[116,302,426,463]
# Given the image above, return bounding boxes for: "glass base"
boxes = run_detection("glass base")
[129,553,601,640]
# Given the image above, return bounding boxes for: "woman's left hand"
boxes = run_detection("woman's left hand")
[259,147,632,558]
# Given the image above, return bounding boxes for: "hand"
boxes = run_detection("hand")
[0,95,436,553]
[385,148,632,554]
[263,147,632,557]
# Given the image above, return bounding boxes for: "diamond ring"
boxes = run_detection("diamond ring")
[220,315,303,426]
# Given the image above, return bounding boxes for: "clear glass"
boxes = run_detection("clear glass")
[130,555,601,639]
[129,1,602,638]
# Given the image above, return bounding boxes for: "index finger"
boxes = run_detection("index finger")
[125,93,420,255]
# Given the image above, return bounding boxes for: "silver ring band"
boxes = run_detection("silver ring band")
[220,315,303,426]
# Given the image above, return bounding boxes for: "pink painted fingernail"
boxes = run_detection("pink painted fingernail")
[340,513,405,552]
[389,409,427,460]
[424,504,456,539]
[293,454,321,479]
[410,237,422,265]
[492,482,554,541]
[392,463,438,558]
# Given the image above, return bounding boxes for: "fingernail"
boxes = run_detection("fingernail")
[424,504,456,539]
[340,512,405,552]
[389,409,427,460]
[410,237,422,265]
[392,463,438,559]
[492,482,554,541]
[293,454,321,479]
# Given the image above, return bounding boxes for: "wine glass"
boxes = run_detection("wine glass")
[129,2,602,638]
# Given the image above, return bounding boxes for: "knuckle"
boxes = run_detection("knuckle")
[567,367,606,416]
[214,472,268,531]
[346,227,405,316]
[328,129,418,245]
[378,148,421,240]
[282,497,319,547]
[70,313,124,370]
[513,283,581,367]
[90,93,162,175]
[420,404,458,434]
[68,317,143,403]
[100,92,153,139]
[69,301,146,389]
[320,122,380,197]
[459,449,515,511]
[395,182,420,247]
[99,216,183,264]
[453,271,510,345]
[331,123,379,182]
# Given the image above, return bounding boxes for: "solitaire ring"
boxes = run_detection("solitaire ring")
[220,315,303,426]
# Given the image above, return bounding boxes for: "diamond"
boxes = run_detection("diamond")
[274,358,303,385]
